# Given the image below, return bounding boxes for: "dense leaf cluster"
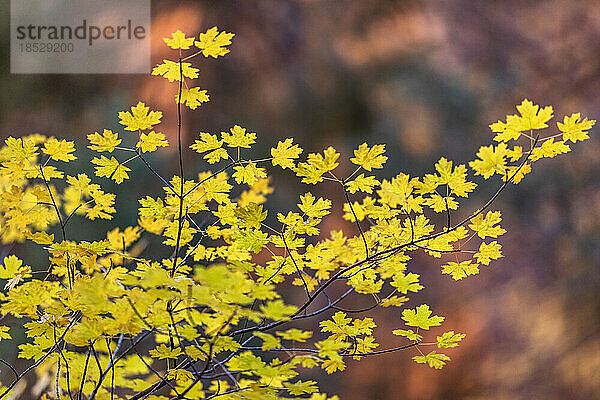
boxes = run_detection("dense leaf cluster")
[0,27,594,399]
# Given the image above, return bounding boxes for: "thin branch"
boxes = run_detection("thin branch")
[182,161,237,198]
[62,199,94,229]
[53,325,74,400]
[129,336,181,396]
[39,164,73,287]
[171,57,186,278]
[0,359,18,381]
[56,357,61,400]
[136,150,179,197]
[281,234,310,299]
[340,341,420,357]
[0,311,81,400]
[168,306,199,375]
[443,195,451,230]
[78,343,93,400]
[342,183,369,259]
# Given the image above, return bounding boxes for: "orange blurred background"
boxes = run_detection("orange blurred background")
[1,1,599,399]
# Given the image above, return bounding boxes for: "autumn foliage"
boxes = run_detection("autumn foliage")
[0,27,594,399]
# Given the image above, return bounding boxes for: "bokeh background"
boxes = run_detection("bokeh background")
[1,0,600,399]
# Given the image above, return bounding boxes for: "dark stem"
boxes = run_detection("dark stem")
[171,57,186,277]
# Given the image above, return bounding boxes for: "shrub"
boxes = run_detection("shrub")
[0,27,594,400]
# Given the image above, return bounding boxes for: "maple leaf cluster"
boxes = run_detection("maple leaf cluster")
[0,26,594,400]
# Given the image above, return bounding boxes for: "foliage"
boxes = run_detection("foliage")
[0,26,594,400]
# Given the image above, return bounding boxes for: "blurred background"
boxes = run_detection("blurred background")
[1,0,600,399]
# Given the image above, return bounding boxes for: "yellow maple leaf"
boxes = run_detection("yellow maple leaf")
[515,99,553,130]
[222,125,256,148]
[163,29,195,49]
[413,351,451,369]
[490,99,553,142]
[322,358,346,374]
[138,216,167,235]
[0,255,29,279]
[152,59,199,82]
[380,295,409,308]
[489,119,521,142]
[502,163,532,184]
[66,173,100,195]
[436,331,466,348]
[4,136,38,162]
[431,158,476,197]
[0,255,31,289]
[277,329,313,342]
[434,157,453,183]
[530,138,570,161]
[118,102,162,131]
[91,156,131,184]
[190,132,228,164]
[87,189,116,220]
[401,304,444,330]
[391,272,423,294]
[415,173,440,195]
[198,171,232,203]
[191,132,222,153]
[558,113,595,143]
[87,129,121,152]
[260,299,297,321]
[149,344,182,359]
[284,380,319,396]
[474,241,503,265]
[195,26,235,58]
[307,147,339,172]
[294,147,340,184]
[441,260,480,280]
[233,162,266,185]
[293,162,322,184]
[163,219,194,246]
[468,210,506,239]
[271,138,303,169]
[378,173,415,208]
[506,145,522,162]
[107,226,141,249]
[0,326,11,341]
[424,194,458,213]
[298,192,331,219]
[350,143,387,171]
[42,138,76,162]
[447,165,476,197]
[25,231,54,245]
[469,143,508,179]
[176,87,209,109]
[346,174,379,194]
[137,131,168,153]
[392,328,423,341]
[205,148,229,164]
